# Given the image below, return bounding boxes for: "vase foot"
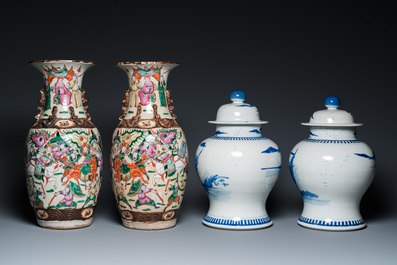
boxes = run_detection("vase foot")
[202,215,272,230]
[36,218,93,229]
[121,219,177,230]
[297,216,366,231]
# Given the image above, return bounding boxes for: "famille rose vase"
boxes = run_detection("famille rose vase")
[26,60,103,229]
[110,61,188,230]
[289,96,375,231]
[195,91,281,230]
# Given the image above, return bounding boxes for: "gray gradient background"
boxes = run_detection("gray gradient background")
[1,1,396,264]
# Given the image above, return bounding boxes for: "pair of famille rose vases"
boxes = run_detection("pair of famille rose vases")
[26,60,187,230]
[26,60,375,232]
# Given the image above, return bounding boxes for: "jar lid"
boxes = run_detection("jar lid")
[301,96,362,127]
[208,90,268,125]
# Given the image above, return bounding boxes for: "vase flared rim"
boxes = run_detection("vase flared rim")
[29,60,95,64]
[115,61,180,66]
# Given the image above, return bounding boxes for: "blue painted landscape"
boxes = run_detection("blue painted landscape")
[203,175,231,200]
[289,149,298,184]
[354,153,375,160]
[261,166,281,171]
[309,131,318,137]
[301,190,330,205]
[195,142,206,167]
[249,129,261,134]
[262,146,280,154]
[290,149,330,205]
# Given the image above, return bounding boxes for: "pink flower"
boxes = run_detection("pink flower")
[159,131,176,145]
[32,133,49,147]
[59,187,73,206]
[52,143,70,158]
[140,142,156,156]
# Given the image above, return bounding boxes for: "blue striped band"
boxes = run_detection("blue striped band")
[211,136,266,141]
[304,139,361,144]
[203,215,271,227]
[298,216,365,227]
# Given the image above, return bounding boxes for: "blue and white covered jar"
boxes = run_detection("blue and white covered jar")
[289,96,375,231]
[195,90,281,230]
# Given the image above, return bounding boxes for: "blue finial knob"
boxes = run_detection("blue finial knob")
[325,96,340,108]
[230,90,246,102]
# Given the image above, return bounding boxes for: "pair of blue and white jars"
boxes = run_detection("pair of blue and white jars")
[196,91,375,231]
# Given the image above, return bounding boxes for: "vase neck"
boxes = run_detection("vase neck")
[31,61,94,128]
[215,125,264,138]
[309,127,357,140]
[117,63,179,129]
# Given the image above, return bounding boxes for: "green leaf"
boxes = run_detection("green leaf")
[70,182,85,197]
[46,189,54,193]
[127,179,141,196]
[168,171,176,177]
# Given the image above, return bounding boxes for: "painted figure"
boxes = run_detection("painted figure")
[114,178,132,209]
[130,75,139,107]
[134,184,160,209]
[83,178,99,207]
[164,182,180,211]
[138,77,154,106]
[158,75,166,107]
[54,77,72,106]
[70,75,81,107]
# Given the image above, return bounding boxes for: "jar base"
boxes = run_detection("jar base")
[297,216,366,231]
[202,215,272,230]
[36,218,93,229]
[121,219,177,230]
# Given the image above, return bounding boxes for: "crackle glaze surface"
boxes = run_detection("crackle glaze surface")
[111,62,188,230]
[26,60,102,229]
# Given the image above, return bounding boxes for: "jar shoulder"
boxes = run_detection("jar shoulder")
[290,138,374,159]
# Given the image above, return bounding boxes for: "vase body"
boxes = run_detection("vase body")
[111,62,188,230]
[196,91,281,230]
[26,60,102,229]
[290,96,375,231]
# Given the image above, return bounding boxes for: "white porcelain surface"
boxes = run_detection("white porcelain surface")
[290,96,375,231]
[196,91,281,230]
